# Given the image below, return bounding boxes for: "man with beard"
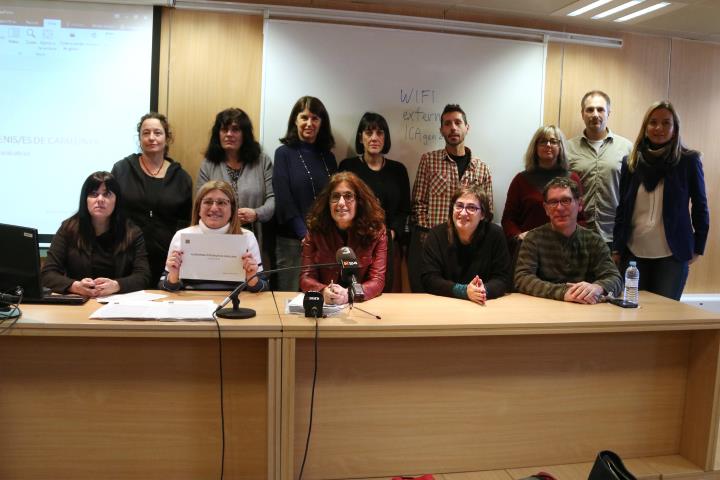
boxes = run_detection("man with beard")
[566,90,632,248]
[514,177,622,303]
[408,104,493,292]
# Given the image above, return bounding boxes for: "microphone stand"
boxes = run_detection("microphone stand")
[214,263,336,319]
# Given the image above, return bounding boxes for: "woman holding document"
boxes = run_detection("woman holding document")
[160,180,267,291]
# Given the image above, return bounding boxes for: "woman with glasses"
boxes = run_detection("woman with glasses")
[197,108,274,261]
[159,180,267,291]
[42,171,151,297]
[502,125,582,247]
[273,96,337,291]
[613,101,709,300]
[299,172,387,304]
[422,185,511,304]
[339,112,410,292]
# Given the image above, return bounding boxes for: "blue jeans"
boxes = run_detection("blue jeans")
[624,255,689,301]
[275,236,302,292]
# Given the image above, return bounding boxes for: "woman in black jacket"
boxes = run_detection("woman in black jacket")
[42,171,151,297]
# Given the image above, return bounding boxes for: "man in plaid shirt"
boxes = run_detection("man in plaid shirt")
[408,104,493,292]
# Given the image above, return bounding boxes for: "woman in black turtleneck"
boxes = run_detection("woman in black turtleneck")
[612,101,709,300]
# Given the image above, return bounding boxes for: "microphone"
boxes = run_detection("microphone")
[335,246,365,303]
[0,293,21,304]
[302,291,323,318]
[214,262,337,319]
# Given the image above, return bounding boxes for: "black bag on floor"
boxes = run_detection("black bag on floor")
[588,450,637,480]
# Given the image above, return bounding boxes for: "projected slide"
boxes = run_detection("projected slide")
[0,1,153,237]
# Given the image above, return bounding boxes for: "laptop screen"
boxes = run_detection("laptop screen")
[0,223,44,299]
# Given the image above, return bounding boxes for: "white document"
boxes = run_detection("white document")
[90,300,217,321]
[96,290,167,304]
[285,293,347,316]
[179,233,249,282]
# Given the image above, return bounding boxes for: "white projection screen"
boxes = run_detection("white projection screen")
[0,0,154,238]
[261,20,547,222]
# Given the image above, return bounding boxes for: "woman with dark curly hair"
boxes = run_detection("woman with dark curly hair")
[299,172,387,304]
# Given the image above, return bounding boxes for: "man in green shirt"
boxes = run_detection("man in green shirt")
[514,177,622,303]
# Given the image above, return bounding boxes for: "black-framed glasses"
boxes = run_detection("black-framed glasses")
[544,197,574,208]
[330,192,355,203]
[453,202,481,214]
[537,138,560,146]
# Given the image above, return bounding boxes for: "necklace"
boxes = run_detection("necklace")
[140,154,163,177]
[298,150,330,199]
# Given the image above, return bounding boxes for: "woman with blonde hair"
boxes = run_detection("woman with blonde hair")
[160,180,267,292]
[613,101,709,300]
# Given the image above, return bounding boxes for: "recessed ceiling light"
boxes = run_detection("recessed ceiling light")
[567,0,614,17]
[615,2,671,21]
[592,0,644,19]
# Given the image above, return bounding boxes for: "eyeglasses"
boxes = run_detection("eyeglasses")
[544,197,574,208]
[453,202,481,214]
[201,198,231,207]
[330,192,355,203]
[537,138,560,146]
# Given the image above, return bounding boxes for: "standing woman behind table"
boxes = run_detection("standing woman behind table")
[273,96,337,291]
[339,112,410,292]
[422,185,511,305]
[42,171,151,297]
[613,101,709,300]
[111,112,192,284]
[300,172,387,304]
[197,108,274,264]
[502,125,583,257]
[160,180,267,292]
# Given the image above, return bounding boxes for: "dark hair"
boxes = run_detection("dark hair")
[204,108,262,166]
[280,96,335,151]
[580,90,612,112]
[542,176,580,201]
[306,172,385,247]
[441,104,467,125]
[62,171,132,255]
[446,185,491,244]
[137,112,173,155]
[354,112,391,155]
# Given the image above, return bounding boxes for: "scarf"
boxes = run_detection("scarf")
[636,138,678,191]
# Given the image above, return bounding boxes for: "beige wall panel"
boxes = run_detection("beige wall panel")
[669,39,720,293]
[557,33,670,141]
[161,9,264,187]
[543,42,563,127]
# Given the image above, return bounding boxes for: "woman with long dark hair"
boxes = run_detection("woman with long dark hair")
[273,96,337,291]
[613,101,709,300]
[300,172,387,304]
[42,171,150,297]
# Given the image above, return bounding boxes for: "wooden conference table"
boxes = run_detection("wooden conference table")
[2,291,720,480]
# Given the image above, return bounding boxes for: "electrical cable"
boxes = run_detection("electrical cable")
[297,305,320,480]
[212,310,226,480]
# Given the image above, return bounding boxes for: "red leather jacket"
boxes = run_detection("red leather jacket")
[300,227,387,301]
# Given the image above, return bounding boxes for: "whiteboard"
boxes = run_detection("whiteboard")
[261,20,546,221]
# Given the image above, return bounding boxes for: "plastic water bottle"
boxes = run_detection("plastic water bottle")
[623,261,639,305]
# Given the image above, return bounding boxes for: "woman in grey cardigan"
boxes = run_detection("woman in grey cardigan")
[197,108,275,263]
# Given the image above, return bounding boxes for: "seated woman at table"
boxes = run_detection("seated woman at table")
[42,171,151,297]
[160,180,268,292]
[422,185,511,305]
[299,172,387,304]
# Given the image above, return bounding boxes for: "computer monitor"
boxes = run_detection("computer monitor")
[0,223,45,300]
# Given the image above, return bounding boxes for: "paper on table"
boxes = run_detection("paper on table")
[90,300,217,321]
[96,290,167,304]
[179,233,249,282]
[285,293,346,316]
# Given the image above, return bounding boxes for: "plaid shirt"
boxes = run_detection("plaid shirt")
[411,148,493,230]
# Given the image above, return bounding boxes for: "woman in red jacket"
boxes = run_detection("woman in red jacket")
[300,172,387,304]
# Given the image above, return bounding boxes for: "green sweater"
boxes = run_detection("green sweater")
[514,223,622,301]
